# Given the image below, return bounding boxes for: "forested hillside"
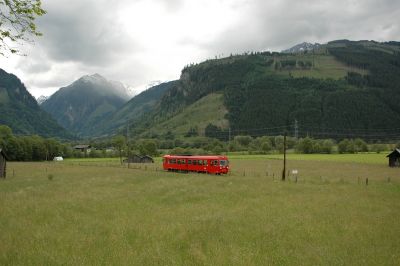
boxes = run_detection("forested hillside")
[0,69,72,139]
[94,81,178,136]
[128,40,400,141]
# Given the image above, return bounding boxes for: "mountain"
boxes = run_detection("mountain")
[93,81,177,136]
[282,42,321,53]
[41,74,132,137]
[0,69,72,138]
[36,95,48,105]
[125,40,400,141]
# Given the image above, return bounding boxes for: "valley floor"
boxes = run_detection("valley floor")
[1,154,399,265]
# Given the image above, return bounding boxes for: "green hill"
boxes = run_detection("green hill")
[148,93,228,137]
[93,81,177,136]
[127,40,400,141]
[0,69,72,139]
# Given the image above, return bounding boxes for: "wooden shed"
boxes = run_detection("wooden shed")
[387,149,400,167]
[141,155,154,163]
[73,144,92,153]
[123,154,154,164]
[0,148,8,178]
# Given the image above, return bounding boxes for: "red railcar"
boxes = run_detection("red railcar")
[162,155,229,174]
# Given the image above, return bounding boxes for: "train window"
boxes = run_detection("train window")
[213,160,218,166]
[220,160,228,166]
[203,160,207,166]
[170,159,176,164]
[188,160,192,165]
[178,160,181,164]
[193,160,197,165]
[198,160,202,165]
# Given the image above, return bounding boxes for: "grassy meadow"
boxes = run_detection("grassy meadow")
[1,154,400,265]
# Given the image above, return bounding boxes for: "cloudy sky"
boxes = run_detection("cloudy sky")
[0,0,399,98]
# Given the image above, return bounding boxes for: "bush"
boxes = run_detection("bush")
[354,138,368,152]
[234,135,253,147]
[371,143,387,154]
[296,137,314,154]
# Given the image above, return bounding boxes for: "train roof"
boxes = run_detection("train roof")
[163,154,228,159]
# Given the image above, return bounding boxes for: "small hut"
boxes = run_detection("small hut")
[123,154,154,164]
[387,149,400,167]
[73,145,92,153]
[141,155,154,163]
[0,148,8,178]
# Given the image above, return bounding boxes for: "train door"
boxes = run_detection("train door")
[209,159,219,174]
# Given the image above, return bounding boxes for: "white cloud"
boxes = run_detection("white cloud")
[0,0,399,98]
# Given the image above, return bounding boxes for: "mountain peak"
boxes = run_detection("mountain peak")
[36,95,49,105]
[79,73,107,84]
[282,42,322,53]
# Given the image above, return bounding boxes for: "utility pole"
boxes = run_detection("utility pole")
[282,131,287,181]
[294,119,299,139]
[127,120,130,169]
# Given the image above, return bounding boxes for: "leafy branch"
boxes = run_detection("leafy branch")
[0,0,46,56]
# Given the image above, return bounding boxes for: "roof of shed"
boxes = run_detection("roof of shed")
[73,145,91,149]
[387,149,400,157]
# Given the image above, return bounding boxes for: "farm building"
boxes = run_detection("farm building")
[123,154,154,164]
[73,145,92,153]
[387,149,400,167]
[0,148,8,178]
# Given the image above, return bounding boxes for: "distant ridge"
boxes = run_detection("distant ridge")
[282,42,321,53]
[0,68,72,138]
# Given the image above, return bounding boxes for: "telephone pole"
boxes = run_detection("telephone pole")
[127,120,130,169]
[282,131,287,181]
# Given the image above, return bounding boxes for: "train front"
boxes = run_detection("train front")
[218,156,230,174]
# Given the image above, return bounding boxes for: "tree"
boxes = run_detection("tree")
[234,135,252,148]
[0,0,46,55]
[296,137,314,154]
[112,135,126,165]
[338,139,350,154]
[139,140,158,157]
[321,139,335,154]
[205,124,221,139]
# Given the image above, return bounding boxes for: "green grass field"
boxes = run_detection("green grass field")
[1,154,399,265]
[272,54,368,80]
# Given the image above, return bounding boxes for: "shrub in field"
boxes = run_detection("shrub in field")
[321,139,335,154]
[371,143,387,154]
[295,138,335,154]
[354,138,368,152]
[234,135,253,147]
[296,137,314,154]
[338,139,355,153]
[139,140,159,156]
[261,140,272,153]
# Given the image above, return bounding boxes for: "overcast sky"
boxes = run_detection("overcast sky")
[0,0,399,98]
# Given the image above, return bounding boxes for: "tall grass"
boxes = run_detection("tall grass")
[0,156,399,265]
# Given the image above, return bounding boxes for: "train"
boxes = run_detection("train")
[162,154,229,174]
